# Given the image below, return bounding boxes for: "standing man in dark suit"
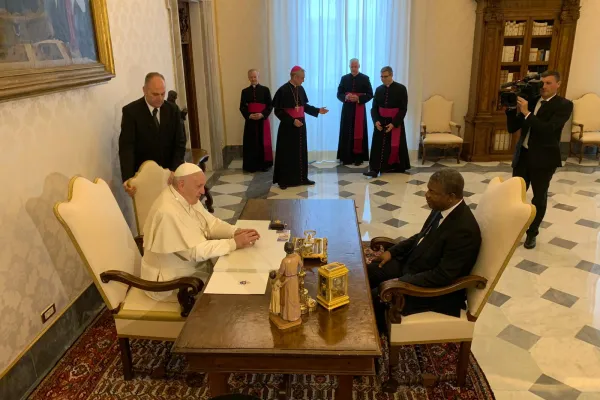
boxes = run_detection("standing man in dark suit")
[506,70,573,249]
[119,72,187,196]
[367,169,481,330]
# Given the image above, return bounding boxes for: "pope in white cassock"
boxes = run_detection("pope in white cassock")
[141,163,260,301]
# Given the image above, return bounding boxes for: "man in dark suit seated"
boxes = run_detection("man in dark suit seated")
[506,70,573,249]
[119,72,187,196]
[367,169,481,331]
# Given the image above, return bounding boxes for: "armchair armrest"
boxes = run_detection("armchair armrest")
[572,120,584,139]
[100,270,204,317]
[378,275,487,323]
[449,121,462,136]
[370,236,399,251]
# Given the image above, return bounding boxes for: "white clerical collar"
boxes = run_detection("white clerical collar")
[385,81,394,87]
[440,199,463,220]
[169,186,193,213]
[252,84,257,88]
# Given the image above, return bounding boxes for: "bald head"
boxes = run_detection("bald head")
[143,72,166,109]
[173,170,206,205]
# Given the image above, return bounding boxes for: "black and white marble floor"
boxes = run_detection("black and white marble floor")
[206,155,600,400]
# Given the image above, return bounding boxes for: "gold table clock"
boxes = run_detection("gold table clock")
[316,262,350,310]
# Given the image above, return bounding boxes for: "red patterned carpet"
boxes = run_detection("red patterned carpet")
[29,246,495,400]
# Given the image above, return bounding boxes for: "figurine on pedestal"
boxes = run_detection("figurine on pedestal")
[269,242,302,330]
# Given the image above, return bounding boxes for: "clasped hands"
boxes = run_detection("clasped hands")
[373,250,392,268]
[249,113,264,120]
[375,121,394,133]
[345,94,359,103]
[234,228,261,249]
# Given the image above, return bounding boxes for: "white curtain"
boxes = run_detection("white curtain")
[267,0,413,163]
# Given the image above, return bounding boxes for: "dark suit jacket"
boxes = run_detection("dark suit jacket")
[506,95,573,169]
[388,201,482,317]
[119,97,187,182]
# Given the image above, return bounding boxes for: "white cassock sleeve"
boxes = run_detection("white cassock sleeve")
[177,237,237,262]
[200,206,238,239]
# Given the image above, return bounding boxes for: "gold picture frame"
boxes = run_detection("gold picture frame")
[0,0,115,102]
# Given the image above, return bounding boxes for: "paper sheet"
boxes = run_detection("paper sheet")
[213,220,286,273]
[204,271,269,294]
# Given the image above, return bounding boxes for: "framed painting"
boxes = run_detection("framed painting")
[0,0,115,102]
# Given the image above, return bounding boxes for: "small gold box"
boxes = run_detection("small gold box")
[316,262,350,311]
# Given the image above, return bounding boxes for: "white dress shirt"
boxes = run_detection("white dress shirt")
[146,99,161,124]
[523,94,556,149]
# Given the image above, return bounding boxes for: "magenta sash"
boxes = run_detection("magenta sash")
[284,106,305,119]
[248,102,272,162]
[379,107,401,165]
[346,92,365,154]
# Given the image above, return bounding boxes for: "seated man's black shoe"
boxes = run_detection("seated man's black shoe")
[524,234,536,249]
[363,170,378,178]
[304,179,315,185]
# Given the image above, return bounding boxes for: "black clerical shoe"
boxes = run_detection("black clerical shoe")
[354,161,363,166]
[524,234,536,249]
[363,170,379,178]
[279,185,288,190]
[304,179,315,185]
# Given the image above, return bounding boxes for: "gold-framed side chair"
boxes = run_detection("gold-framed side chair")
[570,93,600,164]
[420,95,463,164]
[54,176,204,380]
[372,177,535,388]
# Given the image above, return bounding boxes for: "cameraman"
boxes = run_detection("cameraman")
[506,70,573,249]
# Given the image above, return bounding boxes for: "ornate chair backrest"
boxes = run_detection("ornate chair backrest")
[572,93,600,133]
[422,95,453,133]
[467,177,535,318]
[129,161,171,235]
[54,177,141,310]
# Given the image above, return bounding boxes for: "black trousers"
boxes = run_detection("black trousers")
[513,147,556,237]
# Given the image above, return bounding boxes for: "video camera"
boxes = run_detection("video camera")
[499,73,543,109]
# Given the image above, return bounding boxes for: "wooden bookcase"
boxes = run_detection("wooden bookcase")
[462,0,580,162]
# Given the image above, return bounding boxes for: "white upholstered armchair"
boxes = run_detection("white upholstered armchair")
[373,177,535,389]
[420,95,464,164]
[570,93,600,163]
[54,177,204,380]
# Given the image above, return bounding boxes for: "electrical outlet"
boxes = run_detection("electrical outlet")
[41,303,56,324]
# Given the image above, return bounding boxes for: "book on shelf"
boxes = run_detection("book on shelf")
[500,70,520,85]
[502,45,522,62]
[532,21,553,36]
[504,21,526,36]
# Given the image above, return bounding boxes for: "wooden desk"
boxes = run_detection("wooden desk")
[172,199,381,399]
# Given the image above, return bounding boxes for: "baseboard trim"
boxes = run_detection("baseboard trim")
[0,284,104,400]
[222,145,243,168]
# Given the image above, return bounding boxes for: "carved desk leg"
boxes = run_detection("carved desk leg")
[336,375,353,400]
[208,372,229,397]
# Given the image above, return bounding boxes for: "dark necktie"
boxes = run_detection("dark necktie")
[408,211,443,254]
[426,211,443,236]
[152,108,159,129]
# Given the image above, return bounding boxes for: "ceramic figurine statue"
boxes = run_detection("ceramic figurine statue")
[269,270,282,315]
[269,242,302,330]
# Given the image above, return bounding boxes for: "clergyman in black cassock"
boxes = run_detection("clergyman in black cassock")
[364,66,411,177]
[240,69,273,172]
[336,58,373,166]
[272,66,328,189]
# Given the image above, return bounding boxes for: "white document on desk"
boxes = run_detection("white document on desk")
[204,271,269,294]
[213,220,286,273]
